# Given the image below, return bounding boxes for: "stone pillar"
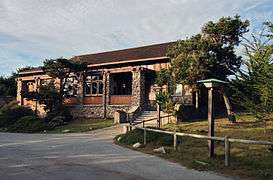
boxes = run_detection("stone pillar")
[132,67,145,108]
[76,73,84,105]
[105,71,111,117]
[17,79,23,105]
[102,71,109,118]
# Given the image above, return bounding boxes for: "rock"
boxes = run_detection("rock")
[89,127,93,130]
[153,146,166,154]
[132,142,142,148]
[62,129,70,133]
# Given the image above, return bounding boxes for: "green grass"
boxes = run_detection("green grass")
[115,114,273,180]
[48,118,114,133]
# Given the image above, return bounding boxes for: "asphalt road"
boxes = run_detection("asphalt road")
[0,126,231,180]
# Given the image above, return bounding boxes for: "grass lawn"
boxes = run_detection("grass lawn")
[115,114,273,180]
[48,118,114,133]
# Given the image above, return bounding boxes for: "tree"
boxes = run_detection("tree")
[168,15,249,87]
[0,73,17,97]
[43,58,87,106]
[231,22,273,131]
[155,69,175,114]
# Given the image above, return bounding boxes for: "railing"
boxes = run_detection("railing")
[127,125,273,167]
[132,115,173,127]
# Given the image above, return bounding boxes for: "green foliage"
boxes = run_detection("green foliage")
[117,128,173,146]
[8,115,47,133]
[0,73,17,97]
[155,91,175,114]
[155,68,173,87]
[42,58,87,110]
[232,22,273,121]
[0,101,35,127]
[155,69,175,113]
[168,15,249,86]
[17,66,37,72]
[39,80,61,112]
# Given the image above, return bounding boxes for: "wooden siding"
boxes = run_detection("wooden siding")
[83,96,103,105]
[110,95,131,105]
[64,97,78,105]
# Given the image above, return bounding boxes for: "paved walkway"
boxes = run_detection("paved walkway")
[0,126,231,180]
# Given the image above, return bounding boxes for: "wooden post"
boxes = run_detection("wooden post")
[195,90,199,110]
[128,113,132,131]
[157,103,161,128]
[225,136,230,166]
[208,87,215,158]
[144,128,147,145]
[142,121,145,128]
[173,131,177,151]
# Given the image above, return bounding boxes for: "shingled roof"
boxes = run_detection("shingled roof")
[72,41,175,66]
[18,41,175,75]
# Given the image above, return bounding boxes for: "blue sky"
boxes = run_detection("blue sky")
[0,0,272,76]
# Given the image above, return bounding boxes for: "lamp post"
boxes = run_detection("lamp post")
[197,78,227,158]
[154,85,163,128]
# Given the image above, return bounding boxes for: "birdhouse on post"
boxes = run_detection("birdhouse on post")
[197,79,228,158]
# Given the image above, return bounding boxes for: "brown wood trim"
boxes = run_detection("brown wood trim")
[64,97,78,105]
[87,56,168,68]
[109,95,131,105]
[83,96,103,105]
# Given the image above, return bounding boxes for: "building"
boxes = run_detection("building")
[16,42,193,120]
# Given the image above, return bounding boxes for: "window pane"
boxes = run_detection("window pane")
[85,83,91,95]
[91,82,97,94]
[98,82,103,94]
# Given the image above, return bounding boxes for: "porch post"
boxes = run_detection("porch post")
[17,79,23,105]
[77,73,84,105]
[104,71,110,118]
[132,67,145,108]
[102,71,109,118]
[208,87,214,158]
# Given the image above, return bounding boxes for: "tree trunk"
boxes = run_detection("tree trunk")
[222,90,236,123]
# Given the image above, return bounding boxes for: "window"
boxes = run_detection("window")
[110,72,132,95]
[85,73,103,95]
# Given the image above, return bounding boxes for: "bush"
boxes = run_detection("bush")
[118,129,173,146]
[47,116,65,128]
[0,101,34,128]
[43,107,72,123]
[8,115,47,133]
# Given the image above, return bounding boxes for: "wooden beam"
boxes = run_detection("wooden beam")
[208,87,215,158]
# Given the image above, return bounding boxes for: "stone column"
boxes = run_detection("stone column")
[77,73,84,105]
[16,79,23,105]
[102,71,109,118]
[132,67,145,108]
[104,71,111,118]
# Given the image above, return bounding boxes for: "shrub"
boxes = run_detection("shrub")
[43,107,72,123]
[47,116,65,128]
[0,101,34,128]
[8,115,47,133]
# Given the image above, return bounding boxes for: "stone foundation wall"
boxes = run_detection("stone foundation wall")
[106,105,130,118]
[68,105,104,118]
[68,105,131,119]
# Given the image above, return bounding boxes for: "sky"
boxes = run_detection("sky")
[0,0,272,76]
